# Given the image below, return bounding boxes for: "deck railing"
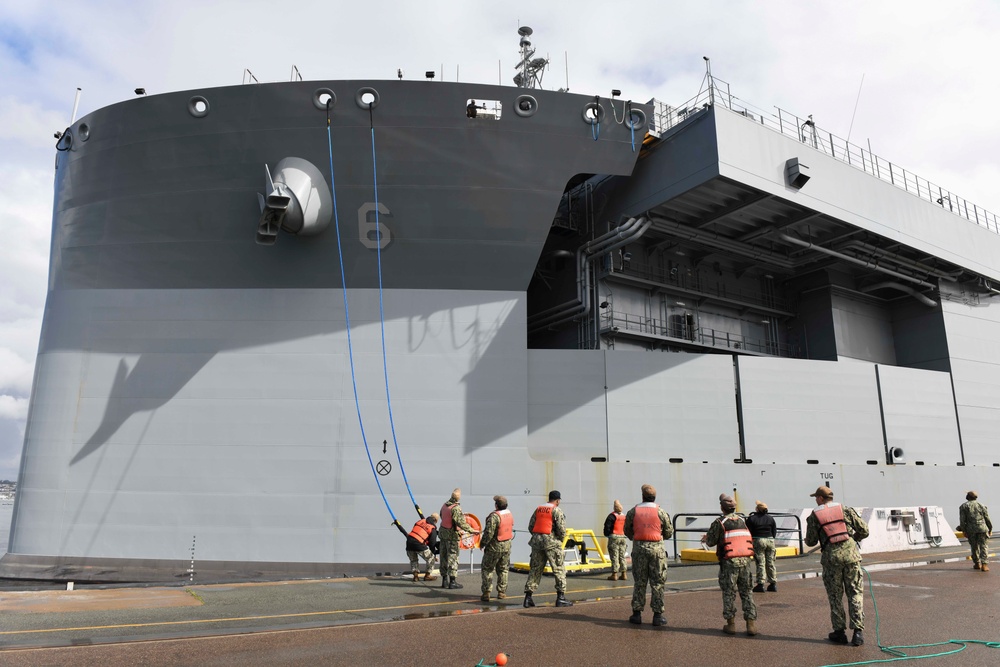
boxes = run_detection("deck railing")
[599,310,800,358]
[649,79,999,235]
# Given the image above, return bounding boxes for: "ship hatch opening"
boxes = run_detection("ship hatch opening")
[466,99,502,120]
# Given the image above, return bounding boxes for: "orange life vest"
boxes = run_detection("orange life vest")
[716,516,754,559]
[493,509,514,541]
[633,503,663,542]
[408,519,435,545]
[440,502,456,530]
[612,512,626,536]
[813,502,850,545]
[532,504,555,535]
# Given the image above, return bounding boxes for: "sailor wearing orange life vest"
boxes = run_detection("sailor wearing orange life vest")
[804,485,869,647]
[702,493,758,636]
[522,490,573,608]
[399,513,439,582]
[480,495,514,602]
[603,500,628,581]
[624,484,673,626]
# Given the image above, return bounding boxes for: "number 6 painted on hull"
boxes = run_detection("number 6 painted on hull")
[358,202,393,249]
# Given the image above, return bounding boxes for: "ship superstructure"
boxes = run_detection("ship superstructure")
[3,33,998,581]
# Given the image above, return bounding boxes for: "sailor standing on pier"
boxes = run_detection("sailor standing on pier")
[804,485,869,647]
[523,490,573,608]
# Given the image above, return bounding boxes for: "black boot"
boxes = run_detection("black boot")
[523,592,535,608]
[766,582,777,592]
[555,592,573,607]
[441,575,449,588]
[851,630,865,647]
[652,613,667,626]
[752,583,765,593]
[828,630,849,644]
[448,577,463,589]
[629,611,642,625]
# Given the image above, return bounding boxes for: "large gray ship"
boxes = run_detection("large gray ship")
[3,30,998,581]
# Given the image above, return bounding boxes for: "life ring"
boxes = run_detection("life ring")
[459,513,482,550]
[582,101,605,125]
[625,108,646,131]
[514,94,538,117]
[355,87,380,110]
[313,88,337,111]
[188,96,210,118]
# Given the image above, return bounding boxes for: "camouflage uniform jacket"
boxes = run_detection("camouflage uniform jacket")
[480,511,510,552]
[805,505,869,566]
[623,505,673,554]
[959,500,992,535]
[443,501,475,534]
[527,505,566,550]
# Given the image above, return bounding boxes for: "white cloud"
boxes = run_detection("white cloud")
[0,345,35,395]
[0,395,29,421]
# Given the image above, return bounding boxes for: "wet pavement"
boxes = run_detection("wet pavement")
[0,544,997,666]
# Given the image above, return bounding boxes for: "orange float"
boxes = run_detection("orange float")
[459,513,482,550]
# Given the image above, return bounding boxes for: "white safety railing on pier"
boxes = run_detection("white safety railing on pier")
[648,79,999,235]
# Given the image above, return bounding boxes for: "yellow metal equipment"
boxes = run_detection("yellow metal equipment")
[511,529,614,574]
[680,546,800,563]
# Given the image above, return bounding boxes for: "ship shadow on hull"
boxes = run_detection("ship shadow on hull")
[63,290,531,465]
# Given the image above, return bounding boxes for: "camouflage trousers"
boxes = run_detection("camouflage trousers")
[524,543,567,594]
[822,560,864,630]
[608,535,628,575]
[753,537,777,584]
[967,532,990,564]
[719,557,757,620]
[481,541,512,596]
[407,547,436,574]
[631,544,667,614]
[439,528,461,578]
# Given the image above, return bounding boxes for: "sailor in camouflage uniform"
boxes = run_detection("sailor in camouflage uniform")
[624,484,673,626]
[804,485,869,647]
[958,491,993,572]
[438,488,478,590]
[702,494,757,636]
[603,500,628,581]
[480,495,514,601]
[522,490,573,608]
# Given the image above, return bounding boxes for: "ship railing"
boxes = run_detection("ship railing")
[608,261,790,312]
[671,512,805,559]
[651,78,999,235]
[600,310,799,358]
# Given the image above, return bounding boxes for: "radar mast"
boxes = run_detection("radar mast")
[513,26,549,89]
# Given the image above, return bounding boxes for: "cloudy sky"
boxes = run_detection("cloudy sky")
[1,0,999,481]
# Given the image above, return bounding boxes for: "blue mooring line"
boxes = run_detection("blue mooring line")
[369,114,423,519]
[326,107,397,525]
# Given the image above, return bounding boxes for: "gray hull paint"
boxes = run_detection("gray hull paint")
[4,84,999,581]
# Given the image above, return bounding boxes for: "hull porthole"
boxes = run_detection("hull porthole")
[514,94,538,117]
[313,88,337,111]
[188,96,210,118]
[355,87,380,110]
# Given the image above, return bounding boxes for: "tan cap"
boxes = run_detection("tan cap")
[755,500,768,511]
[719,494,736,510]
[809,486,833,498]
[966,491,978,500]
